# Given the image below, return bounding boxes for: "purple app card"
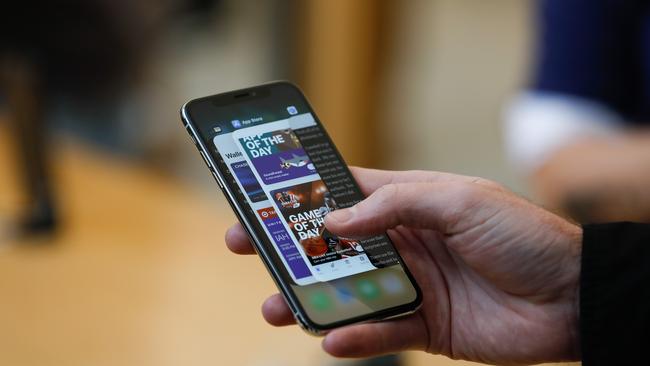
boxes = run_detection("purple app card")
[257,206,311,280]
[229,161,266,203]
[238,129,316,185]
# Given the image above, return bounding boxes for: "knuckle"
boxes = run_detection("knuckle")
[455,183,482,204]
[469,176,504,191]
[409,169,439,181]
[440,183,482,225]
[364,184,403,227]
[372,183,400,203]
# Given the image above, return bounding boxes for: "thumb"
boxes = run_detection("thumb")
[325,182,477,238]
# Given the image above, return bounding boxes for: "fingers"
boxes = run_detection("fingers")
[260,290,431,357]
[261,293,295,326]
[261,291,431,358]
[349,166,502,197]
[322,314,429,358]
[225,169,498,252]
[259,291,432,358]
[326,182,480,237]
[224,224,256,255]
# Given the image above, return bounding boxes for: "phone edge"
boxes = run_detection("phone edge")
[179,83,422,335]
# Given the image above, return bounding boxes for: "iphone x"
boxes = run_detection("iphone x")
[180,81,421,334]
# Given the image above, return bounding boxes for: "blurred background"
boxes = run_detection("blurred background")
[1,0,649,365]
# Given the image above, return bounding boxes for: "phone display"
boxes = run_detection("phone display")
[181,82,421,333]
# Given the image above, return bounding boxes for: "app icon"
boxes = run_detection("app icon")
[356,279,380,300]
[334,284,354,304]
[231,119,242,128]
[287,106,298,115]
[309,291,332,311]
[379,273,404,295]
[213,126,222,133]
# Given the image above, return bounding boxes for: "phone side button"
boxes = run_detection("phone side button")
[212,171,224,189]
[199,150,213,169]
[185,127,198,146]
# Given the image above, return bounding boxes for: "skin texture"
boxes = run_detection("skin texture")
[533,134,650,223]
[225,167,583,365]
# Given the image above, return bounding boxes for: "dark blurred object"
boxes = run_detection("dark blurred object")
[353,354,403,366]
[514,0,650,223]
[0,55,57,235]
[0,1,219,237]
[534,0,650,122]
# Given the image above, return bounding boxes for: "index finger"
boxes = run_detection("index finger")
[225,168,492,254]
[350,167,501,196]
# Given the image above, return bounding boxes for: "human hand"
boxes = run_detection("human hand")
[533,134,650,223]
[225,167,582,365]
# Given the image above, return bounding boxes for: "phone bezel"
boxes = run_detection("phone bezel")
[180,81,422,334]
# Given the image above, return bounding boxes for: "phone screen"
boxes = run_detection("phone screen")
[184,82,420,328]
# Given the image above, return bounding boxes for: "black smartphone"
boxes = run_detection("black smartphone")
[180,81,421,334]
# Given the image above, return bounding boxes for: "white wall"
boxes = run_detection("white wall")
[380,0,533,193]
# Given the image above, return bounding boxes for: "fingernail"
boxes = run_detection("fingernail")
[328,208,352,222]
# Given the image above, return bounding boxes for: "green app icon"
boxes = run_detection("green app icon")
[309,291,332,311]
[356,279,381,300]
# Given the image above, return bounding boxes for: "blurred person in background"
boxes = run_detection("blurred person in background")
[0,3,403,366]
[505,0,650,223]
[0,1,217,237]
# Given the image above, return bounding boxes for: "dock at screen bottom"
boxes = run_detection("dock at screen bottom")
[292,266,418,325]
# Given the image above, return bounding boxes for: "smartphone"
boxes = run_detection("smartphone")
[180,81,421,334]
